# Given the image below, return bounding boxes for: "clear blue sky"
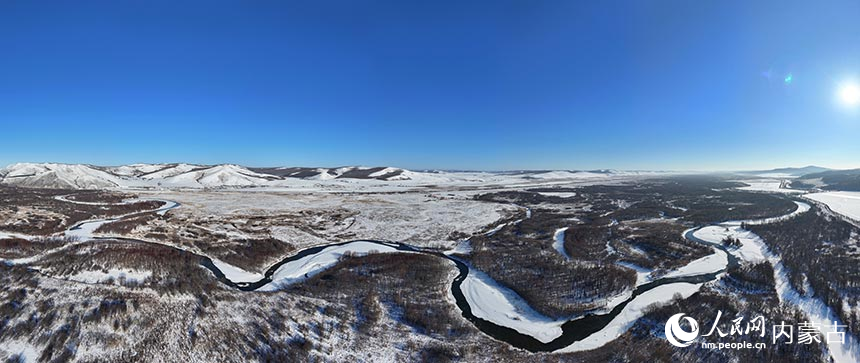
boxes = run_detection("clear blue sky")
[1,1,859,171]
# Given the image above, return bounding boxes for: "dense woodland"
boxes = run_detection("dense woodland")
[748,207,860,340]
[470,176,795,318]
[0,176,855,362]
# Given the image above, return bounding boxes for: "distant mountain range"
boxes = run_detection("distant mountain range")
[0,163,648,190]
[737,165,831,178]
[0,163,415,189]
[793,169,860,191]
[734,166,860,191]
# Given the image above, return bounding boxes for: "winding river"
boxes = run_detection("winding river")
[7,195,850,357]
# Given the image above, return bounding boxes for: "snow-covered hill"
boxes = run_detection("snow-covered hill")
[160,164,279,188]
[0,163,655,190]
[0,163,125,189]
[136,163,202,179]
[106,163,173,177]
[249,166,410,181]
[0,163,282,189]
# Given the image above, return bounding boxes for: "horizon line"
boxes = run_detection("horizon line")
[0,161,854,174]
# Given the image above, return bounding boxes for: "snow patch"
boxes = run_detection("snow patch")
[259,241,401,291]
[617,262,652,286]
[663,248,727,278]
[0,340,39,363]
[538,191,577,198]
[552,227,570,260]
[737,179,805,194]
[66,268,152,284]
[212,259,265,283]
[460,268,565,343]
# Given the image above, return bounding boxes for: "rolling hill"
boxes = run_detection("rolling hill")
[0,163,643,190]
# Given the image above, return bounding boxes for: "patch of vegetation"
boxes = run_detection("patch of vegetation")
[0,186,163,235]
[289,253,470,338]
[747,207,860,339]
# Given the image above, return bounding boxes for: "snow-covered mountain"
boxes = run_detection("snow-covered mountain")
[106,163,173,177]
[248,166,411,181]
[0,163,126,189]
[794,168,860,191]
[0,163,425,189]
[136,163,202,179]
[159,164,280,188]
[0,163,650,190]
[0,163,282,189]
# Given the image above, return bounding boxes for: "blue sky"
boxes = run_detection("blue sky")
[1,1,859,171]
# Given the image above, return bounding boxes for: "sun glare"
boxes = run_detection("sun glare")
[838,81,860,108]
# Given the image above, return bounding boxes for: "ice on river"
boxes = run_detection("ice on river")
[460,268,565,343]
[805,191,860,221]
[663,247,727,278]
[552,227,570,260]
[258,241,401,291]
[557,282,703,353]
[212,259,265,283]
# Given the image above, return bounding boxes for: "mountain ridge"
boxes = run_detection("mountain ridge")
[0,162,648,190]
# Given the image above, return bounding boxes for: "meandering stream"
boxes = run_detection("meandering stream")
[7,195,853,357]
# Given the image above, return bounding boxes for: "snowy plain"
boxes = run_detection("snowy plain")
[8,163,858,360]
[805,191,860,221]
[737,179,805,194]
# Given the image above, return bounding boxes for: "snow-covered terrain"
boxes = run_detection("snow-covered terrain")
[159,164,277,188]
[537,191,577,198]
[460,267,565,343]
[259,241,402,291]
[0,163,126,189]
[738,201,811,225]
[212,259,265,283]
[692,202,811,264]
[106,163,171,177]
[691,202,860,362]
[529,171,609,180]
[805,191,860,221]
[63,199,179,240]
[663,247,726,278]
[738,166,830,178]
[126,190,520,251]
[552,227,570,260]
[0,340,39,363]
[556,282,704,353]
[693,226,767,262]
[617,262,653,286]
[0,162,662,191]
[65,268,152,284]
[5,163,855,361]
[737,179,805,194]
[771,257,860,363]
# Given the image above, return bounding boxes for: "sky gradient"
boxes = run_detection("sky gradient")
[1,1,859,171]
